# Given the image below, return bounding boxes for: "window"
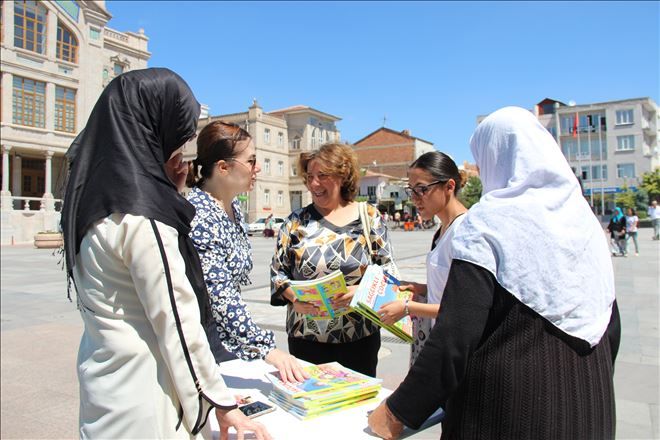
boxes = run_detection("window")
[264,158,271,174]
[278,132,284,147]
[580,166,589,181]
[367,186,376,196]
[291,163,298,177]
[291,136,301,150]
[616,163,635,179]
[278,161,284,176]
[615,109,633,126]
[264,128,271,144]
[12,76,46,128]
[616,135,635,151]
[14,1,47,54]
[57,22,78,63]
[55,86,76,132]
[113,63,124,76]
[277,191,283,206]
[591,165,607,180]
[264,189,270,206]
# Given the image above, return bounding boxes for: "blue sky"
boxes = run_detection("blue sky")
[105,1,659,164]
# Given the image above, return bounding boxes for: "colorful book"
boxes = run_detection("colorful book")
[265,362,380,399]
[265,361,382,420]
[350,265,413,343]
[289,271,350,320]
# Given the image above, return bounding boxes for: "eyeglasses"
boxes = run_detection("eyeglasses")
[304,173,334,184]
[230,156,257,171]
[405,181,443,198]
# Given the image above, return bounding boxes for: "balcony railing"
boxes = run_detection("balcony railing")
[8,196,63,212]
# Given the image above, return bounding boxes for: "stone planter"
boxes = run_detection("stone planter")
[34,232,63,249]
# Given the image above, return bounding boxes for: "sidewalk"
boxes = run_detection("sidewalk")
[1,230,658,438]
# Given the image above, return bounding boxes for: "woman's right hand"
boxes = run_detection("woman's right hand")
[399,281,427,297]
[216,408,272,440]
[264,348,309,383]
[292,298,320,316]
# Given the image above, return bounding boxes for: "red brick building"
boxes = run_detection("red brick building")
[352,127,435,178]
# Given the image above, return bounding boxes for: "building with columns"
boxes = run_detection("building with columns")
[190,101,341,223]
[1,0,150,244]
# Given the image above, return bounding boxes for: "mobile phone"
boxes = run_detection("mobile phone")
[238,401,276,419]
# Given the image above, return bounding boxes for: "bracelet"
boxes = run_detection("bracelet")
[403,298,410,317]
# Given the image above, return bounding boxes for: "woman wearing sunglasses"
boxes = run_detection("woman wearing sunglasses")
[187,121,307,383]
[377,151,468,365]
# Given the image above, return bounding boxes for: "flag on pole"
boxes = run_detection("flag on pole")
[573,113,579,138]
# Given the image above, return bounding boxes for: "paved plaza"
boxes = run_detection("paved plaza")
[1,228,658,439]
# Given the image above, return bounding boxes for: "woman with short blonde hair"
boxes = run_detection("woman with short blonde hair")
[271,143,396,377]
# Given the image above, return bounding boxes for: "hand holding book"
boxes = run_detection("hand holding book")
[378,300,407,326]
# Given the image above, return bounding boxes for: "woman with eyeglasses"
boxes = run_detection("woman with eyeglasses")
[369,107,619,440]
[377,151,468,366]
[187,120,307,383]
[270,143,396,377]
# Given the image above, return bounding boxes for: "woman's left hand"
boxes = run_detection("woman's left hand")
[332,285,358,309]
[378,300,406,325]
[368,400,404,440]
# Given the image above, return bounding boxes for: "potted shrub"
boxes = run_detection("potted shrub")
[34,230,63,249]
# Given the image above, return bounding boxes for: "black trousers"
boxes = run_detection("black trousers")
[287,332,381,377]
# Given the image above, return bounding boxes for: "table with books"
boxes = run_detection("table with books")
[211,358,443,440]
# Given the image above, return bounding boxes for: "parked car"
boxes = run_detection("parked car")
[247,217,285,236]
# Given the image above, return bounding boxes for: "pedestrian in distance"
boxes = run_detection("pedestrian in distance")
[61,68,271,440]
[648,200,659,240]
[625,207,640,256]
[187,120,307,382]
[368,106,619,440]
[606,207,627,256]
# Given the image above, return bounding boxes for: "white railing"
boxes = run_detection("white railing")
[10,196,63,212]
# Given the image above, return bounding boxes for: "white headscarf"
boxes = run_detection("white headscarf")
[452,106,615,347]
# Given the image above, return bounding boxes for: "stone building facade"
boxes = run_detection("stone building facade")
[0,0,150,244]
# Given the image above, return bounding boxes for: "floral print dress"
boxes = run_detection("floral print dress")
[188,187,275,361]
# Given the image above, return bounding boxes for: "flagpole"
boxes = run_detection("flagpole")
[599,114,605,216]
[575,111,582,192]
[587,114,594,208]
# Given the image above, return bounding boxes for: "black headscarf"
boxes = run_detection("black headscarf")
[61,67,212,325]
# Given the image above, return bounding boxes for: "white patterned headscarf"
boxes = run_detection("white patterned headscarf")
[452,106,615,347]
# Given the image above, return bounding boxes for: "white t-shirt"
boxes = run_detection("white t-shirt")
[648,206,659,220]
[426,213,466,326]
[626,215,638,232]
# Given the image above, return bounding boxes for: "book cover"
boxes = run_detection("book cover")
[265,361,381,399]
[289,270,350,320]
[350,265,414,343]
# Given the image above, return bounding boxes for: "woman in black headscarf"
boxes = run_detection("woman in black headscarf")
[62,68,271,439]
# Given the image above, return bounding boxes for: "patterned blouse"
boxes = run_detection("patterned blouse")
[270,202,395,343]
[188,187,276,361]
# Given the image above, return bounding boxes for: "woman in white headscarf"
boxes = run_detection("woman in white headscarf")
[368,106,620,439]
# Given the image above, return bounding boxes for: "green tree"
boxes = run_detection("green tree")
[460,175,482,208]
[614,184,636,211]
[639,169,660,201]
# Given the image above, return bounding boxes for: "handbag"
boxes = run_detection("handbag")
[358,202,400,278]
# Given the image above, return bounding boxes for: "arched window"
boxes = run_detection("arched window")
[57,21,78,63]
[14,1,47,54]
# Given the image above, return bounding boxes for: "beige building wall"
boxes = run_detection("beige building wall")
[0,0,150,244]
[191,103,342,223]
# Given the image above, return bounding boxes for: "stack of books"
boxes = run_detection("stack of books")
[350,265,414,343]
[265,362,382,420]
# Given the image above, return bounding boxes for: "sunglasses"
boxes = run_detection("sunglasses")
[405,181,444,197]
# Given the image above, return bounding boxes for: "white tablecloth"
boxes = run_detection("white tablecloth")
[210,359,442,440]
